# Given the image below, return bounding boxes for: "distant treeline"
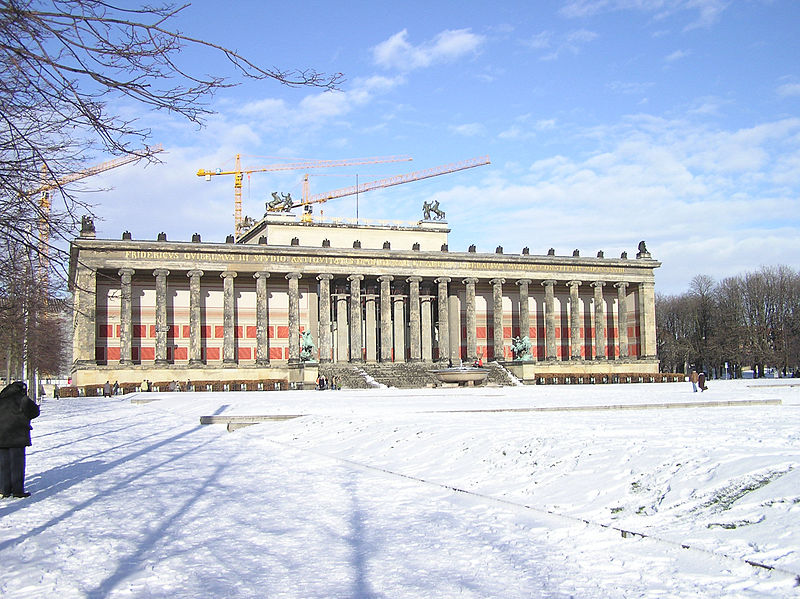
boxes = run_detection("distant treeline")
[656,266,799,378]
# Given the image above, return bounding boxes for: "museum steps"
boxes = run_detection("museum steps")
[318,361,518,389]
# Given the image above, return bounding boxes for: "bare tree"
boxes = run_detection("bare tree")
[0,0,343,280]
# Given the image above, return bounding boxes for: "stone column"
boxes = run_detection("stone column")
[286,273,302,365]
[516,279,532,342]
[615,282,629,360]
[254,271,270,365]
[435,277,450,363]
[420,295,434,362]
[542,280,557,361]
[118,268,135,365]
[392,292,406,363]
[378,275,393,362]
[348,275,363,362]
[407,276,422,362]
[187,269,204,365]
[639,281,657,359]
[334,292,349,362]
[73,262,97,367]
[567,280,582,361]
[591,281,606,361]
[364,292,378,362]
[317,274,333,363]
[153,268,170,365]
[221,271,237,364]
[490,278,505,361]
[463,278,478,361]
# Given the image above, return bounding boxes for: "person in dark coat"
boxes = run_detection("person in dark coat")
[0,382,40,498]
[698,372,708,392]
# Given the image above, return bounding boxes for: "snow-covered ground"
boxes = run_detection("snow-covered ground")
[1,379,799,598]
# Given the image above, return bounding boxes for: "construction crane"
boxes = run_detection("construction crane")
[196,155,413,237]
[274,156,491,215]
[35,144,164,283]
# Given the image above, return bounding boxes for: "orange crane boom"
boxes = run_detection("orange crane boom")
[282,156,491,210]
[197,155,413,237]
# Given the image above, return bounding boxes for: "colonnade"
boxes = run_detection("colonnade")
[80,265,657,368]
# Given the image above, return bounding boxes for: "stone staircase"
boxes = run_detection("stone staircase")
[318,361,518,389]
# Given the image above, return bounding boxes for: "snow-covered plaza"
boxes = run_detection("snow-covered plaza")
[1,379,798,598]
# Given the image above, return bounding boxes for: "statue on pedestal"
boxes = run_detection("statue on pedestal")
[300,331,316,362]
[511,335,533,361]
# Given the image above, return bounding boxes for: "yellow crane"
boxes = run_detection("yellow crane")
[197,155,413,237]
[274,156,491,215]
[35,144,164,283]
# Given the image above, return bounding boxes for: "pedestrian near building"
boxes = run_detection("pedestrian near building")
[103,381,112,397]
[698,372,708,392]
[0,382,40,498]
[690,370,699,392]
[112,381,119,395]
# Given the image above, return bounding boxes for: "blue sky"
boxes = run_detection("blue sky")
[83,0,800,293]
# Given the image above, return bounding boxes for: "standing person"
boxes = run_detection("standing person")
[53,384,59,399]
[0,382,40,498]
[112,381,119,395]
[141,379,149,393]
[690,370,699,392]
[698,372,707,392]
[103,381,111,397]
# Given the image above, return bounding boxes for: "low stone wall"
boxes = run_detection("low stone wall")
[533,372,684,385]
[59,378,288,397]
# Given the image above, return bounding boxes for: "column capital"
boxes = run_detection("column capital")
[462,277,479,285]
[220,271,238,280]
[541,279,557,287]
[406,276,423,284]
[153,268,169,277]
[377,275,394,283]
[489,277,506,286]
[614,281,629,290]
[567,280,582,288]
[252,271,270,280]
[516,278,532,286]
[347,274,364,282]
[317,273,334,281]
[591,281,606,288]
[435,277,451,284]
[118,267,135,278]
[285,272,302,281]
[187,269,204,278]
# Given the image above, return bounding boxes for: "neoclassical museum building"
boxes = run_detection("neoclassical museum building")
[68,211,660,388]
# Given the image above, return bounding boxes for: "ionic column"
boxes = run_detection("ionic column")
[378,275,393,362]
[591,281,606,361]
[364,292,378,362]
[516,279,532,343]
[187,269,204,365]
[407,276,422,362]
[420,295,434,362]
[615,282,629,360]
[154,268,170,365]
[118,268,135,365]
[221,271,237,364]
[463,277,478,361]
[435,277,450,363]
[254,271,270,365]
[490,278,505,361]
[568,280,582,361]
[639,281,657,359]
[334,292,349,362]
[392,292,406,363]
[542,280,557,361]
[73,262,97,367]
[348,275,363,362]
[286,272,302,365]
[317,274,333,363]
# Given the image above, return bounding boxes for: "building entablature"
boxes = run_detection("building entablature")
[70,238,660,289]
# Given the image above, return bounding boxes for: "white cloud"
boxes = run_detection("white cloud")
[777,82,800,98]
[524,28,598,60]
[372,29,485,70]
[450,123,486,137]
[665,49,691,62]
[559,0,729,30]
